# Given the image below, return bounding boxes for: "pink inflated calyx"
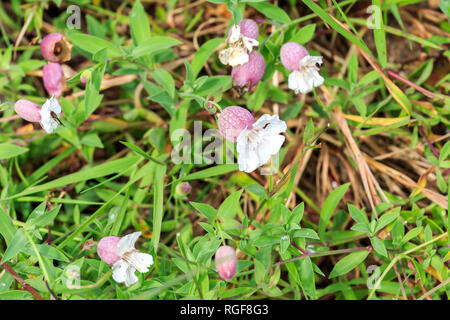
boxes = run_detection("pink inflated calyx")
[97,236,121,265]
[40,33,72,63]
[228,19,259,40]
[280,42,310,72]
[218,106,254,143]
[231,51,266,91]
[14,99,41,122]
[215,246,238,280]
[43,63,65,97]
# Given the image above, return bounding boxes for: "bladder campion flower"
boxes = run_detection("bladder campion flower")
[40,33,72,63]
[218,106,286,173]
[231,51,266,92]
[219,20,259,67]
[280,42,324,94]
[14,97,62,133]
[97,232,154,287]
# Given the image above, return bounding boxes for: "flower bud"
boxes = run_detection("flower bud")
[215,246,238,280]
[80,69,92,84]
[231,51,266,91]
[40,33,72,63]
[217,106,254,143]
[97,236,121,265]
[14,99,41,122]
[228,19,259,40]
[175,182,192,198]
[280,42,310,71]
[43,63,65,97]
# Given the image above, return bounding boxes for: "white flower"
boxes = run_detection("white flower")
[236,114,287,173]
[219,25,259,67]
[111,232,154,287]
[288,55,324,94]
[39,96,62,133]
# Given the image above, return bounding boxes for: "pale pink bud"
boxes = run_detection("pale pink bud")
[175,182,192,197]
[215,246,238,280]
[97,236,121,265]
[231,51,266,90]
[14,99,41,122]
[43,63,65,97]
[218,106,254,143]
[280,42,310,71]
[228,19,259,39]
[40,33,72,63]
[180,182,192,194]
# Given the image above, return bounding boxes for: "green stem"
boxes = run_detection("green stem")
[367,232,448,300]
[23,229,51,285]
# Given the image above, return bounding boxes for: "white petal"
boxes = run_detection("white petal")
[124,266,139,287]
[48,97,62,113]
[242,37,259,52]
[127,252,154,273]
[288,55,324,94]
[116,231,141,257]
[255,134,285,167]
[229,25,241,43]
[236,115,287,173]
[252,114,287,134]
[112,260,129,284]
[219,48,231,65]
[112,260,140,287]
[237,130,261,173]
[228,48,249,67]
[39,97,62,133]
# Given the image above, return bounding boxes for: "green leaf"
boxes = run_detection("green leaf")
[329,250,370,278]
[300,257,316,299]
[2,229,28,262]
[254,259,266,285]
[440,0,450,16]
[25,204,61,229]
[371,237,387,257]
[348,204,369,226]
[132,36,181,59]
[218,190,243,219]
[120,141,164,165]
[180,164,238,181]
[81,133,104,148]
[290,24,316,44]
[319,183,350,237]
[0,206,16,245]
[152,164,166,251]
[8,156,140,199]
[130,0,151,45]
[302,0,370,54]
[191,38,223,79]
[375,210,400,234]
[151,69,176,99]
[291,228,320,240]
[68,33,123,58]
[401,226,423,245]
[0,143,28,160]
[288,202,304,225]
[190,202,217,223]
[249,2,291,25]
[372,0,387,68]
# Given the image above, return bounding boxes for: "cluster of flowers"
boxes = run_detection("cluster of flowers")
[97,232,238,286]
[11,19,324,288]
[216,19,323,173]
[14,33,72,133]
